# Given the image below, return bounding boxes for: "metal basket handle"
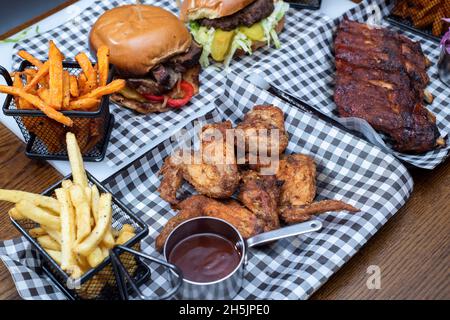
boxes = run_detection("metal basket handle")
[110,245,183,300]
[0,65,13,86]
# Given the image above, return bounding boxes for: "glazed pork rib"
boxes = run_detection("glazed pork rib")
[334,19,444,153]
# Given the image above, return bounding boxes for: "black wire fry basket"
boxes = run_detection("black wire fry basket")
[10,172,182,300]
[0,60,114,162]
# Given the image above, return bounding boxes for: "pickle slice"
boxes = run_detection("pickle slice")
[239,23,264,41]
[211,29,235,62]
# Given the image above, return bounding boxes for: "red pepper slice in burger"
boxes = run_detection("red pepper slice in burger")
[142,94,165,102]
[167,80,195,108]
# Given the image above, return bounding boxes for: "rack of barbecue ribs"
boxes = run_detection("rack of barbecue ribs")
[334,19,445,153]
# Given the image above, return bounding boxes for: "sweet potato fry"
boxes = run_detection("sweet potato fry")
[75,52,97,91]
[68,98,100,110]
[63,71,71,109]
[97,46,110,87]
[37,87,51,105]
[69,75,79,97]
[78,73,88,96]
[48,41,63,109]
[18,50,44,68]
[24,61,49,92]
[0,85,73,126]
[81,79,126,99]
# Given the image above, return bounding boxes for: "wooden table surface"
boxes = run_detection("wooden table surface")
[0,2,449,300]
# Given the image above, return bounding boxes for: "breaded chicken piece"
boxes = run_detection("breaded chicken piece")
[235,105,289,161]
[238,170,282,232]
[276,154,359,223]
[202,199,264,239]
[158,121,240,204]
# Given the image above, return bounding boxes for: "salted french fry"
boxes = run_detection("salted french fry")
[68,98,99,110]
[8,207,26,220]
[97,46,110,87]
[66,132,88,188]
[0,189,60,213]
[15,200,61,230]
[69,184,91,242]
[75,52,97,91]
[75,193,112,256]
[61,179,73,190]
[29,227,47,238]
[24,61,49,92]
[55,188,77,270]
[80,79,125,99]
[69,75,79,97]
[84,186,92,204]
[0,85,73,126]
[62,71,71,109]
[45,249,62,265]
[18,50,44,69]
[91,185,100,223]
[87,247,104,268]
[48,40,63,109]
[37,235,61,251]
[42,226,62,245]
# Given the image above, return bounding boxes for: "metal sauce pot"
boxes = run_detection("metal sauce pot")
[163,217,322,299]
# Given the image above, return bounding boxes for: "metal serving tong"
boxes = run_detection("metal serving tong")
[110,245,183,300]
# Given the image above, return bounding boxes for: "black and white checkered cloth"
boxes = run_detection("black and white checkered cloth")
[0,73,413,299]
[10,0,330,168]
[237,0,450,169]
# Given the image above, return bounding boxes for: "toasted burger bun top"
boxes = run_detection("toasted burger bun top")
[180,0,257,21]
[90,5,192,77]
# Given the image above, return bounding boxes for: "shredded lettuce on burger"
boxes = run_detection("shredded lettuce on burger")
[189,0,289,68]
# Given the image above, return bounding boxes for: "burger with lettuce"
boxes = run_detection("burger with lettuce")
[180,0,289,67]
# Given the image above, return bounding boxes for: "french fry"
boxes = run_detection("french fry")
[77,73,88,96]
[37,235,61,251]
[0,85,73,126]
[121,224,135,234]
[69,75,79,97]
[115,231,135,245]
[68,98,99,110]
[61,179,73,190]
[16,200,61,230]
[45,249,62,265]
[91,185,100,223]
[75,193,112,256]
[69,184,91,242]
[8,207,26,220]
[0,189,60,213]
[63,71,71,109]
[102,230,115,249]
[80,79,126,99]
[66,132,88,188]
[18,50,44,68]
[24,61,49,92]
[48,40,63,109]
[55,188,77,270]
[37,87,51,105]
[87,247,104,268]
[42,226,62,245]
[75,52,97,91]
[97,46,110,87]
[22,68,37,77]
[29,227,47,238]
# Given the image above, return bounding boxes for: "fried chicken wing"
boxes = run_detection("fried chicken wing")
[238,170,282,232]
[235,105,289,167]
[155,195,215,251]
[155,195,263,251]
[158,121,240,204]
[276,154,359,223]
[202,199,264,239]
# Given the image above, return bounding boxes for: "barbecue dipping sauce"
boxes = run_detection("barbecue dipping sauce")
[168,233,241,283]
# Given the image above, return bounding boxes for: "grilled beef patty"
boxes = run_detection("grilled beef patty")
[198,0,274,31]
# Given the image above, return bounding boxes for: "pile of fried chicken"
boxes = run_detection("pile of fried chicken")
[155,105,359,251]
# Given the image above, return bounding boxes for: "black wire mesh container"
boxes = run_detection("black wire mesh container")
[10,172,151,300]
[287,0,322,10]
[0,60,115,162]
